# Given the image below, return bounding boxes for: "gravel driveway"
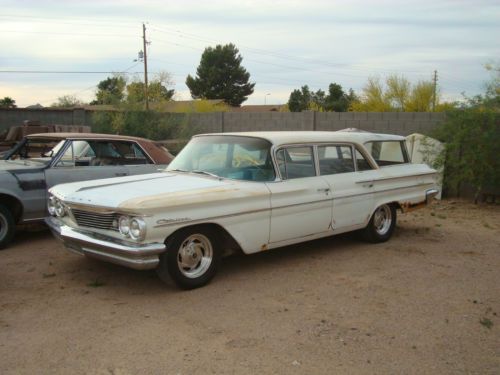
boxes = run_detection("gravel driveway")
[1,200,499,374]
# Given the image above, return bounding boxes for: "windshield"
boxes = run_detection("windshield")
[167,135,276,182]
[5,138,64,165]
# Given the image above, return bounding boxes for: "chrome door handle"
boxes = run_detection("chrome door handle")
[317,188,331,193]
[115,172,128,177]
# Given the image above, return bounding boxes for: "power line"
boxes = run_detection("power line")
[0,29,138,38]
[0,70,144,74]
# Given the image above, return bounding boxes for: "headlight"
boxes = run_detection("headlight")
[47,196,56,216]
[129,218,146,240]
[118,216,130,236]
[54,198,66,217]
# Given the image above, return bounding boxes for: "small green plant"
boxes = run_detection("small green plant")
[479,317,493,329]
[87,279,106,288]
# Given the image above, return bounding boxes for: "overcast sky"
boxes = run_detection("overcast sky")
[1,0,498,107]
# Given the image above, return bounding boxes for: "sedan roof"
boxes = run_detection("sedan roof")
[26,132,152,142]
[26,132,173,164]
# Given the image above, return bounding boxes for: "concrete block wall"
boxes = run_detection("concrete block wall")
[0,108,447,137]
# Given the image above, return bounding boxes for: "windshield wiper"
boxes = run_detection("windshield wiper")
[169,168,189,173]
[192,170,221,179]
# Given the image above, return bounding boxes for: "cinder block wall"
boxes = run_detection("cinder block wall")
[185,111,446,136]
[0,108,446,137]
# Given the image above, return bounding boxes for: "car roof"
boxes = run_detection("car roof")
[25,132,174,164]
[26,132,152,142]
[194,131,405,146]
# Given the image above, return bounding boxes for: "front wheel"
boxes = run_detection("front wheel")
[0,204,16,250]
[157,226,221,289]
[362,204,396,243]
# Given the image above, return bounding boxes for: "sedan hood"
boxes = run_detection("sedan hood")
[50,172,260,212]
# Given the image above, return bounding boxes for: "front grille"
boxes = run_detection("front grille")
[71,209,119,231]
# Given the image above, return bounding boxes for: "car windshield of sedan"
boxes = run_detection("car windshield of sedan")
[167,135,276,182]
[5,138,63,164]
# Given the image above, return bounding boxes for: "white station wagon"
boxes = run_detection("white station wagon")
[46,131,439,289]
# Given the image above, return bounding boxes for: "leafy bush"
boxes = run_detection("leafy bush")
[90,109,199,141]
[433,104,499,200]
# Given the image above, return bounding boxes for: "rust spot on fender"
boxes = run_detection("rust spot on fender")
[261,244,268,251]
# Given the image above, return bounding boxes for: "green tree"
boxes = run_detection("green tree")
[92,75,126,105]
[127,72,175,105]
[186,43,255,106]
[385,75,411,110]
[51,95,85,108]
[288,85,312,112]
[324,83,351,112]
[287,83,356,112]
[351,74,443,112]
[0,97,17,108]
[350,77,392,112]
[406,81,435,112]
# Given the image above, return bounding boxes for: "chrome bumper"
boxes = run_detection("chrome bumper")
[45,217,165,270]
[426,188,440,203]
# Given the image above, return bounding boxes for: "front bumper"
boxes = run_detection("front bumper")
[45,217,165,270]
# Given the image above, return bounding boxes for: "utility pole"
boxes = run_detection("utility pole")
[142,23,149,110]
[432,70,438,112]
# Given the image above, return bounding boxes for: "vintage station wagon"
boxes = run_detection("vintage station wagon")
[46,131,439,289]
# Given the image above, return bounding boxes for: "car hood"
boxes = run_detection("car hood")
[50,172,265,213]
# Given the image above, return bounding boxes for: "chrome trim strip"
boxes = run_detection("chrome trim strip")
[356,172,437,184]
[334,182,435,200]
[153,182,435,228]
[153,197,334,228]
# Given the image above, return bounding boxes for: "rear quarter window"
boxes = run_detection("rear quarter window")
[364,141,409,166]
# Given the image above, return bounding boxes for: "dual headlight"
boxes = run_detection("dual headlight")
[48,196,66,217]
[48,195,146,241]
[118,216,146,241]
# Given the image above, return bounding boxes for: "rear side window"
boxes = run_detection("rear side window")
[317,145,355,175]
[277,146,316,179]
[364,141,409,166]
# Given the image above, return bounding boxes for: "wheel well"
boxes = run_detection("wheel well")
[391,201,403,212]
[0,194,23,223]
[165,223,243,255]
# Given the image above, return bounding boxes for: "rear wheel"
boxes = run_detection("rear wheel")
[157,226,221,289]
[0,204,15,250]
[362,204,396,243]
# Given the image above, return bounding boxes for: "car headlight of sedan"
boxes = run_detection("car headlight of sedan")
[47,196,66,217]
[118,215,146,240]
[47,196,57,216]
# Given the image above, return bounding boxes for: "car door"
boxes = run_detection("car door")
[122,142,166,176]
[317,144,377,230]
[44,139,129,191]
[266,146,332,243]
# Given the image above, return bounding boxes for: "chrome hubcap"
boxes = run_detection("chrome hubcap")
[373,205,392,235]
[177,234,213,278]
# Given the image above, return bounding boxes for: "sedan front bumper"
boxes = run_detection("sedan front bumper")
[45,217,165,270]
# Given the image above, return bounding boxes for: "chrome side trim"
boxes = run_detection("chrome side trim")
[153,182,434,228]
[356,172,437,184]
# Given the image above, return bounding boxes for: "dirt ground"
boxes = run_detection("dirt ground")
[0,200,499,374]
